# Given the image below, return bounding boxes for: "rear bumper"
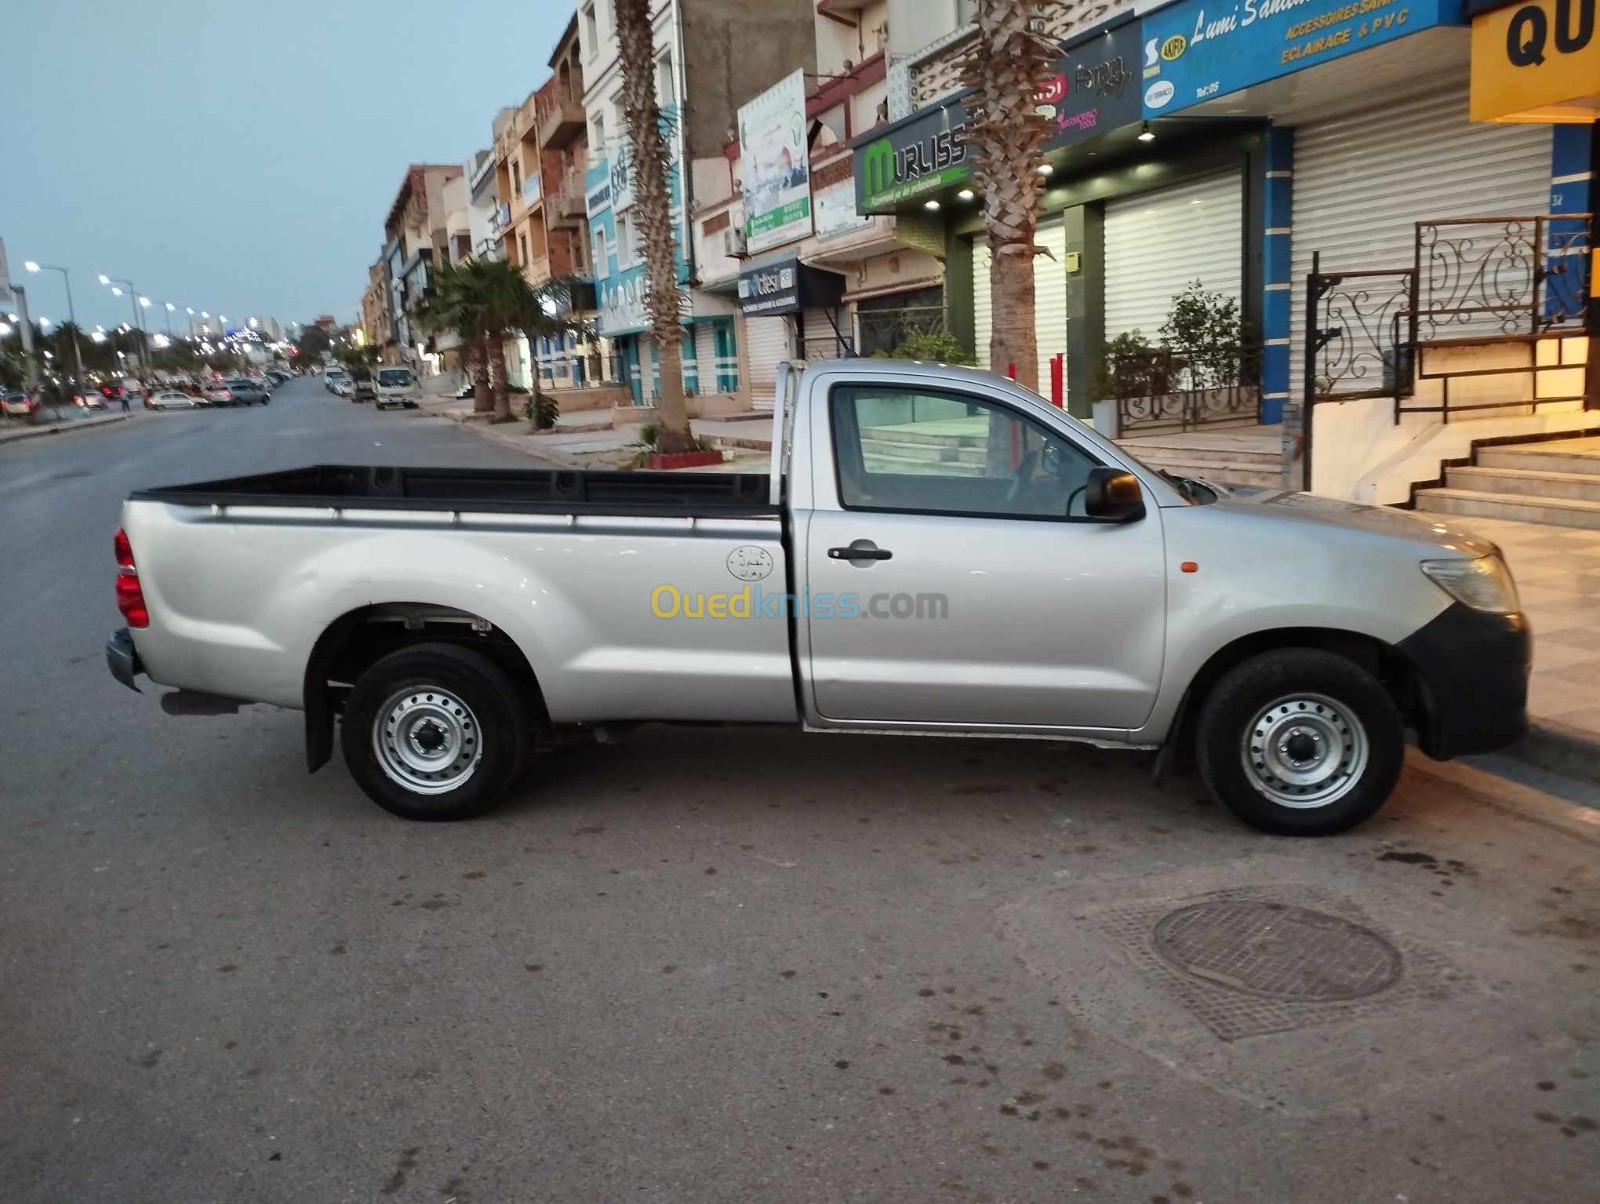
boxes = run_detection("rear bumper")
[1398,603,1530,759]
[106,627,144,693]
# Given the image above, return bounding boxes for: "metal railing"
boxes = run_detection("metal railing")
[1414,214,1592,345]
[1103,344,1261,433]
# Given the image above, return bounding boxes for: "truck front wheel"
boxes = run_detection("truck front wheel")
[1195,648,1404,836]
[341,642,529,821]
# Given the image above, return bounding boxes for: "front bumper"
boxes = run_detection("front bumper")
[106,627,144,693]
[1398,602,1530,759]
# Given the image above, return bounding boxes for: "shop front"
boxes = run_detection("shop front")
[1139,0,1574,414]
[854,12,1264,419]
[736,256,846,409]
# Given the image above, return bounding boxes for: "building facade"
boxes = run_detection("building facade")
[581,0,816,405]
[381,163,465,366]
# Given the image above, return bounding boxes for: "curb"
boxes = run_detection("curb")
[1506,717,1600,789]
[0,413,133,445]
[1403,750,1600,844]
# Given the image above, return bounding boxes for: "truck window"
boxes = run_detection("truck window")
[829,384,1101,519]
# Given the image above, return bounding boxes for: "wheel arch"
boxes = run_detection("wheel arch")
[302,602,546,772]
[1168,626,1425,765]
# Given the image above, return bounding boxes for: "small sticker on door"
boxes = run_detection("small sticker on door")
[726,545,775,582]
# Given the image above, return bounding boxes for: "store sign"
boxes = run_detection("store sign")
[1140,0,1462,116]
[1038,18,1145,141]
[739,70,814,253]
[737,258,845,316]
[586,178,612,218]
[852,19,1148,213]
[1469,0,1600,121]
[738,261,801,315]
[855,95,971,212]
[598,265,648,336]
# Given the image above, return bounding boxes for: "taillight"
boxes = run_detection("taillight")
[114,527,149,628]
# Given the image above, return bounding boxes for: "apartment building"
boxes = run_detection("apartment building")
[580,0,815,405]
[381,163,464,364]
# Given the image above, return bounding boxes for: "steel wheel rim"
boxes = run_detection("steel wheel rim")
[372,685,483,795]
[1241,692,1368,810]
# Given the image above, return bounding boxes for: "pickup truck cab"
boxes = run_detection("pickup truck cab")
[106,359,1528,835]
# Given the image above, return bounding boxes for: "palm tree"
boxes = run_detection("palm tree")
[415,260,493,415]
[961,0,1081,393]
[416,258,588,423]
[614,0,695,453]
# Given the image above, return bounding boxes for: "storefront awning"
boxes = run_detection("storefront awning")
[737,258,847,316]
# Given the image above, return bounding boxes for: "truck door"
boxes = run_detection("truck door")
[802,380,1167,731]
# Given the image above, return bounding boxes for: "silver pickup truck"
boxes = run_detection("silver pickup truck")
[107,359,1529,835]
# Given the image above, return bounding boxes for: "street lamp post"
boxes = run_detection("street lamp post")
[24,261,86,403]
[99,274,151,383]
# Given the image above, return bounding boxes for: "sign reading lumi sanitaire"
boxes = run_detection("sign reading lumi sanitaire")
[1140,0,1466,116]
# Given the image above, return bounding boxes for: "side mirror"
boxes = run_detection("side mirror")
[1084,466,1144,522]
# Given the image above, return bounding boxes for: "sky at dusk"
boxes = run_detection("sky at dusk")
[3,0,570,333]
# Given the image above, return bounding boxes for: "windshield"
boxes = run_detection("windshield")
[377,369,413,387]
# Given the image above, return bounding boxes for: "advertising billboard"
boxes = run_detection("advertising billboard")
[739,69,813,253]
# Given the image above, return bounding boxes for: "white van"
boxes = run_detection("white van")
[374,366,420,410]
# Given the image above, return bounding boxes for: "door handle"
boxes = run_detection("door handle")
[828,540,893,562]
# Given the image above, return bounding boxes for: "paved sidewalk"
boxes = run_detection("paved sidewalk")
[0,410,139,445]
[1437,513,1600,764]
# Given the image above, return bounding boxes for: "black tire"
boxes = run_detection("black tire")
[1195,648,1404,836]
[340,642,530,821]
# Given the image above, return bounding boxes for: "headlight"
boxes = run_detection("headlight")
[1420,554,1520,615]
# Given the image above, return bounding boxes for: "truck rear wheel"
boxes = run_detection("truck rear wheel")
[341,642,528,821]
[1195,648,1404,836]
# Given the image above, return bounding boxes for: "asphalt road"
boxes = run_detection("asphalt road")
[1,378,1596,1203]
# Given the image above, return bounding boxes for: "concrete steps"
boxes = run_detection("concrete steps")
[1416,435,1600,530]
[1415,487,1600,530]
[1116,434,1284,489]
[1446,465,1600,503]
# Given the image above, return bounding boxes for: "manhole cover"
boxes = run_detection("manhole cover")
[1152,901,1401,1002]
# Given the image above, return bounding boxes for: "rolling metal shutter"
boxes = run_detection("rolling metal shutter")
[971,218,1067,394]
[744,315,792,411]
[693,322,718,394]
[1103,171,1244,342]
[803,308,847,361]
[1289,83,1551,395]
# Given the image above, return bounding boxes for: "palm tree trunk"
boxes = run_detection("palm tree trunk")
[471,337,493,414]
[963,0,1073,394]
[616,0,695,453]
[488,335,510,420]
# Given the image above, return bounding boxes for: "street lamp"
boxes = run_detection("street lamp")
[24,261,86,402]
[100,274,151,381]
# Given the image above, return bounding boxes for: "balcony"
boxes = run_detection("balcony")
[523,255,553,287]
[546,171,587,228]
[537,89,585,150]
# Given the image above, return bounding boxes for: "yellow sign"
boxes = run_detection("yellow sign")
[1470,0,1600,122]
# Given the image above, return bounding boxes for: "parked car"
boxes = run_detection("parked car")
[106,359,1531,834]
[202,383,235,406]
[324,369,349,394]
[149,390,199,410]
[351,376,376,403]
[329,377,354,398]
[374,366,421,410]
[224,378,271,405]
[1,389,39,418]
[77,388,108,410]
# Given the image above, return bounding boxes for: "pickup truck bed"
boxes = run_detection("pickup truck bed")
[132,464,776,515]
